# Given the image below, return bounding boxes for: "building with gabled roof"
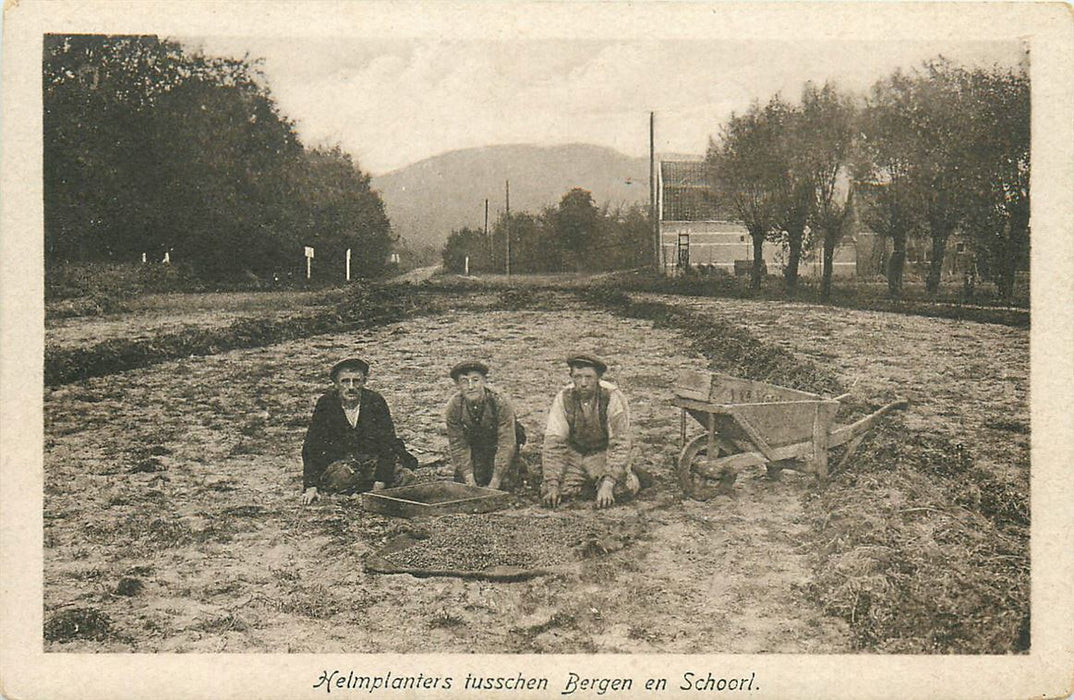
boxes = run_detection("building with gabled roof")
[658,156,862,278]
[658,156,777,275]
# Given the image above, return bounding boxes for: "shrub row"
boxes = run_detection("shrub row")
[45,282,442,385]
[592,271,1029,328]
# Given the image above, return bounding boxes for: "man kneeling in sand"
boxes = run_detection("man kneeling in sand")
[301,357,415,505]
[444,360,524,491]
[541,354,640,509]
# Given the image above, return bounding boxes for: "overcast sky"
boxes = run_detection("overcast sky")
[193,36,1024,176]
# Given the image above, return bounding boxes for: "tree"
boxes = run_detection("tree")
[445,189,651,275]
[597,204,652,271]
[554,188,600,271]
[44,35,188,263]
[856,58,1028,299]
[297,147,394,281]
[765,96,814,295]
[504,212,550,273]
[442,227,491,274]
[799,82,859,302]
[43,34,395,284]
[958,65,1030,299]
[707,102,782,289]
[903,59,977,294]
[857,69,928,299]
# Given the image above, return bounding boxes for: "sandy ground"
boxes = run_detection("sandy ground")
[42,298,1027,653]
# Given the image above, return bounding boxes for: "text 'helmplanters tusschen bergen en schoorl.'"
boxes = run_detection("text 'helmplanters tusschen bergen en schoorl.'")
[312,669,761,694]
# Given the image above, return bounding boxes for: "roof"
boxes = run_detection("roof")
[660,159,730,222]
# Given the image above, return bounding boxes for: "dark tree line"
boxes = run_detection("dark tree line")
[44,35,393,282]
[707,57,1029,300]
[441,188,652,274]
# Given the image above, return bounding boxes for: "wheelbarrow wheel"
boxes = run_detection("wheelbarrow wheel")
[678,434,739,501]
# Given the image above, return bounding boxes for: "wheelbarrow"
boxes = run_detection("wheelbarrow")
[672,370,908,500]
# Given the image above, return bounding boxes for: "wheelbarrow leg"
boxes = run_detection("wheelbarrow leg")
[811,404,831,484]
[707,413,717,463]
[831,434,865,477]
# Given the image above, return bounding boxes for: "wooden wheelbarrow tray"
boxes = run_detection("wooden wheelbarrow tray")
[672,370,908,499]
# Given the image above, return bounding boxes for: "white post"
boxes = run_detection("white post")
[346,248,352,282]
[465,255,470,276]
[306,257,311,280]
[141,252,147,263]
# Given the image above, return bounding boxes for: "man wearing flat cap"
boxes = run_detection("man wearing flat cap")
[444,360,523,490]
[300,357,415,505]
[541,354,639,509]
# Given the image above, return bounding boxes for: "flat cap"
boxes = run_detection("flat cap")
[450,360,490,380]
[330,357,370,380]
[566,353,607,375]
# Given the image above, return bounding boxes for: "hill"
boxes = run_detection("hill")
[371,144,651,249]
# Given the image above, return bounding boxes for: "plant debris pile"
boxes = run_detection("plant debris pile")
[379,514,634,571]
[577,288,842,395]
[44,607,115,643]
[804,415,1029,653]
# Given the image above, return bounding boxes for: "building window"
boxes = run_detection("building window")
[739,235,745,242]
[956,242,966,253]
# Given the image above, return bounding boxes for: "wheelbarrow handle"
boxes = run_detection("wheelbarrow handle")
[832,398,910,444]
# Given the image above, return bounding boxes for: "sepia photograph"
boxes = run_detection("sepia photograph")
[2,1,1072,698]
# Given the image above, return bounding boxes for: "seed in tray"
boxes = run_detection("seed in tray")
[380,514,611,570]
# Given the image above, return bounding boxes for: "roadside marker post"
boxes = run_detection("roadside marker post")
[305,246,314,280]
[346,248,352,282]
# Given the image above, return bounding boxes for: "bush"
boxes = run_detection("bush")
[495,288,538,310]
[46,262,199,303]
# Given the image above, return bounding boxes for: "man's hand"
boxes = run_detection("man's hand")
[464,473,478,487]
[596,478,616,509]
[302,486,319,505]
[543,483,560,509]
[372,481,386,492]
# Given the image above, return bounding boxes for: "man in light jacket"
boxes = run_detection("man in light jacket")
[541,354,639,509]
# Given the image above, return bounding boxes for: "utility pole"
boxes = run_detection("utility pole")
[650,111,660,273]
[505,180,511,278]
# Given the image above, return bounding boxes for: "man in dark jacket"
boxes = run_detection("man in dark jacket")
[301,357,414,505]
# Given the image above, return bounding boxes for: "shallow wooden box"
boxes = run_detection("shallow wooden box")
[361,481,510,518]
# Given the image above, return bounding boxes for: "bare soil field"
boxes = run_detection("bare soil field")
[42,292,1028,653]
[46,290,332,349]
